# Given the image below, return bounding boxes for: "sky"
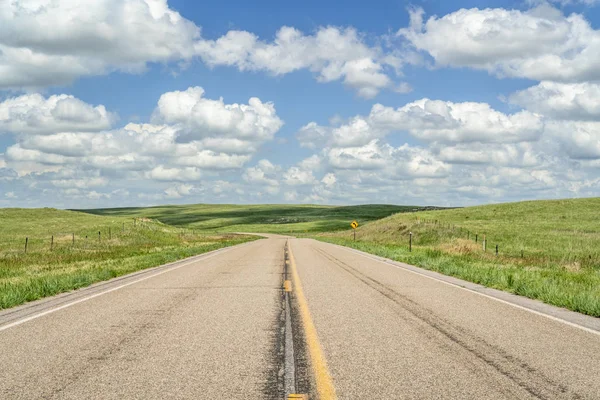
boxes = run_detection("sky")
[2,0,600,208]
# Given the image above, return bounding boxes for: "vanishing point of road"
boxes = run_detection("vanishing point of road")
[1,235,599,399]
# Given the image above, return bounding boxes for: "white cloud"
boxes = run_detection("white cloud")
[299,98,543,148]
[283,166,317,186]
[399,5,600,83]
[509,82,600,121]
[0,0,202,89]
[437,142,543,167]
[298,155,322,171]
[296,122,330,149]
[196,26,400,98]
[153,86,283,143]
[0,2,405,96]
[51,177,108,189]
[2,87,283,179]
[148,166,202,181]
[321,173,337,187]
[545,121,600,159]
[372,99,544,144]
[0,94,115,135]
[330,116,385,147]
[545,0,600,5]
[243,159,280,187]
[327,140,389,170]
[164,184,194,199]
[175,150,251,170]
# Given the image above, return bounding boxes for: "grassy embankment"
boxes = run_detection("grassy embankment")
[0,208,255,310]
[319,198,600,317]
[82,203,415,233]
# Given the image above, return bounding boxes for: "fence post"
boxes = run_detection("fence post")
[409,232,413,252]
[109,228,111,240]
[496,244,499,256]
[25,237,28,253]
[475,234,478,243]
[98,231,101,242]
[51,235,54,251]
[483,235,486,252]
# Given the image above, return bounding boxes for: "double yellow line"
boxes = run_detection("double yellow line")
[287,241,337,400]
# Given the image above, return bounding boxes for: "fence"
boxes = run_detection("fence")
[1,218,191,257]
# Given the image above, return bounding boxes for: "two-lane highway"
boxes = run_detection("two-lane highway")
[1,236,599,399]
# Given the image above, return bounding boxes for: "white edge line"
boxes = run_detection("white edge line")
[0,242,250,332]
[327,242,600,337]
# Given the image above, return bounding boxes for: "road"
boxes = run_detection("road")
[1,236,599,399]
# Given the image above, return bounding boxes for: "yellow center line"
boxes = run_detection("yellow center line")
[287,240,337,400]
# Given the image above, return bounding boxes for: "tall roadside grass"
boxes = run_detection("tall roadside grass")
[0,208,256,310]
[318,198,600,317]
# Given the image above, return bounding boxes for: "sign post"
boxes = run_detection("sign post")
[351,220,358,241]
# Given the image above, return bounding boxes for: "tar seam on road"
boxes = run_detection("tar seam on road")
[334,243,600,337]
[0,241,254,332]
[288,240,337,400]
[283,245,297,397]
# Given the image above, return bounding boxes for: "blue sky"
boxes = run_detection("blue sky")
[1,0,600,208]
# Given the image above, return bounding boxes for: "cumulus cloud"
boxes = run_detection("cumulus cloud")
[544,0,600,5]
[545,121,600,159]
[0,0,202,89]
[153,86,283,143]
[436,142,543,167]
[243,159,280,187]
[0,1,403,96]
[283,167,317,186]
[1,87,284,198]
[0,94,115,135]
[325,139,451,179]
[296,122,330,149]
[399,5,600,82]
[196,26,400,98]
[321,173,337,187]
[164,184,195,199]
[298,98,543,148]
[148,166,202,181]
[509,82,600,121]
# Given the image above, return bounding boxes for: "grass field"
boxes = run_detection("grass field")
[0,208,255,310]
[81,203,416,233]
[319,198,600,316]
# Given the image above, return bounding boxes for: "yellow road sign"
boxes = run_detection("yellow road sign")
[351,220,358,229]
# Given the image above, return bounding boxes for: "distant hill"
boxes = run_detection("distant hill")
[78,203,430,233]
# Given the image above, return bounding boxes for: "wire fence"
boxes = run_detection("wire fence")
[0,218,198,258]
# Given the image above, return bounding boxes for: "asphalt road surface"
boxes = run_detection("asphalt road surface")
[1,236,599,399]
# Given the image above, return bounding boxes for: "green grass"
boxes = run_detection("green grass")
[80,203,417,233]
[318,198,600,317]
[0,208,256,310]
